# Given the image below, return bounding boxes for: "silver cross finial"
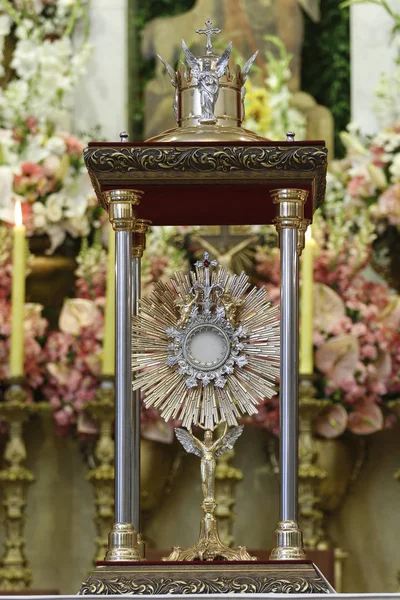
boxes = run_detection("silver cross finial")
[194,251,219,270]
[196,19,221,55]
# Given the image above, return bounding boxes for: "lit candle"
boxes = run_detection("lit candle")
[9,200,26,378]
[102,225,115,375]
[299,226,316,375]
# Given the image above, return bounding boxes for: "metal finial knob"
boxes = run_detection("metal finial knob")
[286,132,295,142]
[119,131,129,143]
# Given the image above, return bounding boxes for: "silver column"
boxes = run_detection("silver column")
[130,219,151,559]
[103,188,142,562]
[280,226,299,522]
[131,255,141,532]
[115,230,133,523]
[270,187,307,561]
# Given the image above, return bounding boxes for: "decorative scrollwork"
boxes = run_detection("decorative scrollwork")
[79,574,331,595]
[84,145,327,175]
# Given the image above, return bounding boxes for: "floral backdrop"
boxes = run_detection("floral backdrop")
[0,0,98,253]
[0,0,400,449]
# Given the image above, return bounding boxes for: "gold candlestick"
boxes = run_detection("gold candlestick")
[297,376,329,549]
[85,379,116,564]
[0,380,38,590]
[215,446,243,548]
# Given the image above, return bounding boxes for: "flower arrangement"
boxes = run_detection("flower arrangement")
[42,227,188,436]
[326,124,400,230]
[253,212,400,438]
[0,0,98,253]
[0,224,48,400]
[243,36,306,140]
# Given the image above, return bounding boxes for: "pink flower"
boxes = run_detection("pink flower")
[313,284,345,332]
[60,134,84,156]
[348,404,383,435]
[360,344,378,360]
[315,334,360,386]
[59,298,100,335]
[315,404,348,439]
[378,183,400,226]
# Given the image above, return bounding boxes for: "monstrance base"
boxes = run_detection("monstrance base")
[163,513,256,562]
[79,559,334,594]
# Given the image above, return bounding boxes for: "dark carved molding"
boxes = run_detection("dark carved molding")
[79,574,331,595]
[84,143,328,221]
[84,145,327,175]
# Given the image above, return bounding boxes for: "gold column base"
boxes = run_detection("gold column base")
[269,520,307,560]
[104,523,141,562]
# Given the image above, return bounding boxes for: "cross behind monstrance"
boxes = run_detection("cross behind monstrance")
[188,225,268,274]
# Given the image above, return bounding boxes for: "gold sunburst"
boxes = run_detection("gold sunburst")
[132,254,279,430]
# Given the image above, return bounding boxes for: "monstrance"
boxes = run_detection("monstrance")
[80,18,332,596]
[132,252,279,560]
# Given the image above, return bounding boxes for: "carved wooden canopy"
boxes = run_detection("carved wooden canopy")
[84,141,328,226]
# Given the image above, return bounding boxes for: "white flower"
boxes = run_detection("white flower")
[45,193,64,223]
[45,136,67,156]
[64,171,92,218]
[0,15,11,36]
[22,134,49,163]
[11,39,38,80]
[389,153,400,182]
[32,202,47,230]
[46,224,66,254]
[367,163,387,189]
[0,166,14,223]
[65,215,90,238]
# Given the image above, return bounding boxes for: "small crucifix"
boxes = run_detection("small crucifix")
[189,226,263,274]
[196,19,221,55]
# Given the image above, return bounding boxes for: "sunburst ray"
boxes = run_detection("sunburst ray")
[132,254,280,430]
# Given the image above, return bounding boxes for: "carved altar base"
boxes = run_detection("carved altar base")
[79,560,334,594]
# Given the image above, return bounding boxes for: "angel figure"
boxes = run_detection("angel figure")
[175,289,199,328]
[220,291,243,327]
[175,425,243,506]
[182,40,232,124]
[157,54,179,122]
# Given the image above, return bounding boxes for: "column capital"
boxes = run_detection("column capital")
[132,219,152,258]
[103,189,143,232]
[272,188,309,254]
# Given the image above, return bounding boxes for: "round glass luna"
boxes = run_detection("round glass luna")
[183,324,231,371]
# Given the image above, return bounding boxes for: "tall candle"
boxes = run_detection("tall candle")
[9,200,26,378]
[102,225,115,375]
[299,226,316,375]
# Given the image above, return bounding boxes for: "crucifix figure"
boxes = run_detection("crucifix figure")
[189,226,264,274]
[196,19,221,55]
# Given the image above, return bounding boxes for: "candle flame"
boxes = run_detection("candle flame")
[305,225,313,242]
[14,200,22,226]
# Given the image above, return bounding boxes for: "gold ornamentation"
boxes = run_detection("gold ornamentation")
[164,426,254,561]
[79,562,333,595]
[103,189,143,231]
[175,290,200,328]
[271,188,309,255]
[104,522,140,562]
[269,520,307,560]
[214,440,243,548]
[0,383,38,590]
[84,145,327,176]
[298,377,330,549]
[85,383,116,563]
[84,144,328,214]
[84,383,140,562]
[132,219,152,259]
